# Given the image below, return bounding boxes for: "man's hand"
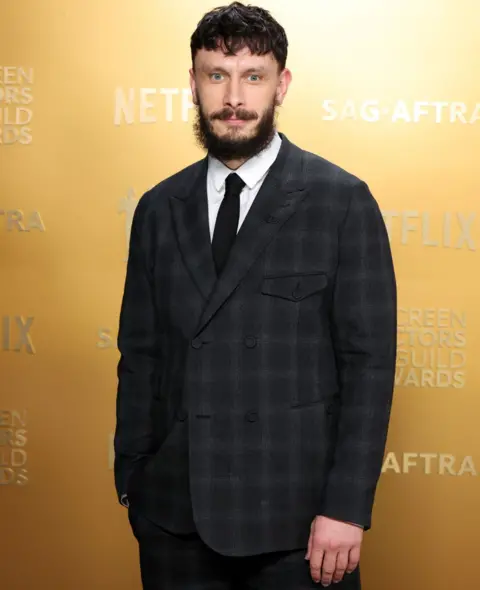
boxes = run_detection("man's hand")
[305,515,363,586]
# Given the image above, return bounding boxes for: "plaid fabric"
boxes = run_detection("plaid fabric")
[114,133,397,557]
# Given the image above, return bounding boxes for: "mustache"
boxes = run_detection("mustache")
[210,108,258,121]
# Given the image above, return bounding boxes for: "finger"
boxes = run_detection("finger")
[305,529,313,560]
[346,545,361,574]
[321,549,338,587]
[309,548,324,584]
[305,520,315,560]
[332,549,349,584]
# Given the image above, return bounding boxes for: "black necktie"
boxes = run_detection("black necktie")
[212,172,246,275]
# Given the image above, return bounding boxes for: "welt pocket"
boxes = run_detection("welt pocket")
[261,272,327,302]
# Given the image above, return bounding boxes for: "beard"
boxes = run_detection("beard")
[193,96,277,162]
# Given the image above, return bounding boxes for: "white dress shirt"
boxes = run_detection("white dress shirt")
[206,132,282,240]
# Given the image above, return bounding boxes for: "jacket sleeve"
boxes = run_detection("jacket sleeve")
[113,192,160,504]
[321,180,397,530]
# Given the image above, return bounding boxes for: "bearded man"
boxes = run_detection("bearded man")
[114,3,397,589]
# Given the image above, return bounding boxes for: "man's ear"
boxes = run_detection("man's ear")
[189,68,199,105]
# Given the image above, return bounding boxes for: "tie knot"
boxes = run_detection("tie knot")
[224,173,246,197]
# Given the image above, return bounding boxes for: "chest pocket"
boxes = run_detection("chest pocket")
[261,272,327,302]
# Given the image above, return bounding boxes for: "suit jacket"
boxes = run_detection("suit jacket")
[114,133,397,557]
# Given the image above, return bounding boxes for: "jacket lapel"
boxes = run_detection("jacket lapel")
[169,159,217,301]
[194,134,307,336]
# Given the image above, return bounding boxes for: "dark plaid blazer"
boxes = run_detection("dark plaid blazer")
[114,133,397,557]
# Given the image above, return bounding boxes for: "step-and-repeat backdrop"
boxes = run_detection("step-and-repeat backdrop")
[1,1,479,588]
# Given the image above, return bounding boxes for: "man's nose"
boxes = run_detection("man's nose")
[224,78,244,109]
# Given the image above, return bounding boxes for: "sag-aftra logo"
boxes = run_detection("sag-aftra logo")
[321,99,480,124]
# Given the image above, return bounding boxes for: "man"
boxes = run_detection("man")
[114,2,397,589]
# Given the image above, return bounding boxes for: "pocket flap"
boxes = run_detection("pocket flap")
[261,273,327,301]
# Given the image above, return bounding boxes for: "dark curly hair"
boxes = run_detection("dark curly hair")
[190,2,288,71]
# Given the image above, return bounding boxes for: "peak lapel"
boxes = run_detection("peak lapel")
[194,135,307,337]
[169,159,217,301]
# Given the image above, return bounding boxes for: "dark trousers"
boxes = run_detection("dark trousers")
[128,507,361,590]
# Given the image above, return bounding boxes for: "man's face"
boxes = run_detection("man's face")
[190,44,291,163]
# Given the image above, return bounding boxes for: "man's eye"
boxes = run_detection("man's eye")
[211,73,223,81]
[249,75,260,82]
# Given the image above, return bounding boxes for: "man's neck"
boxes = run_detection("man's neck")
[220,157,247,171]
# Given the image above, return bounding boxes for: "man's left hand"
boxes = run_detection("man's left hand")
[305,515,363,586]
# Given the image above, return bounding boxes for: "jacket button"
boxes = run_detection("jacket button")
[191,338,203,349]
[176,408,188,421]
[245,411,258,422]
[244,335,257,348]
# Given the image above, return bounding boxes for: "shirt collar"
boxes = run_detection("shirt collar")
[208,132,282,197]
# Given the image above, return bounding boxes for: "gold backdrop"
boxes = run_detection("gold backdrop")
[1,1,479,588]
